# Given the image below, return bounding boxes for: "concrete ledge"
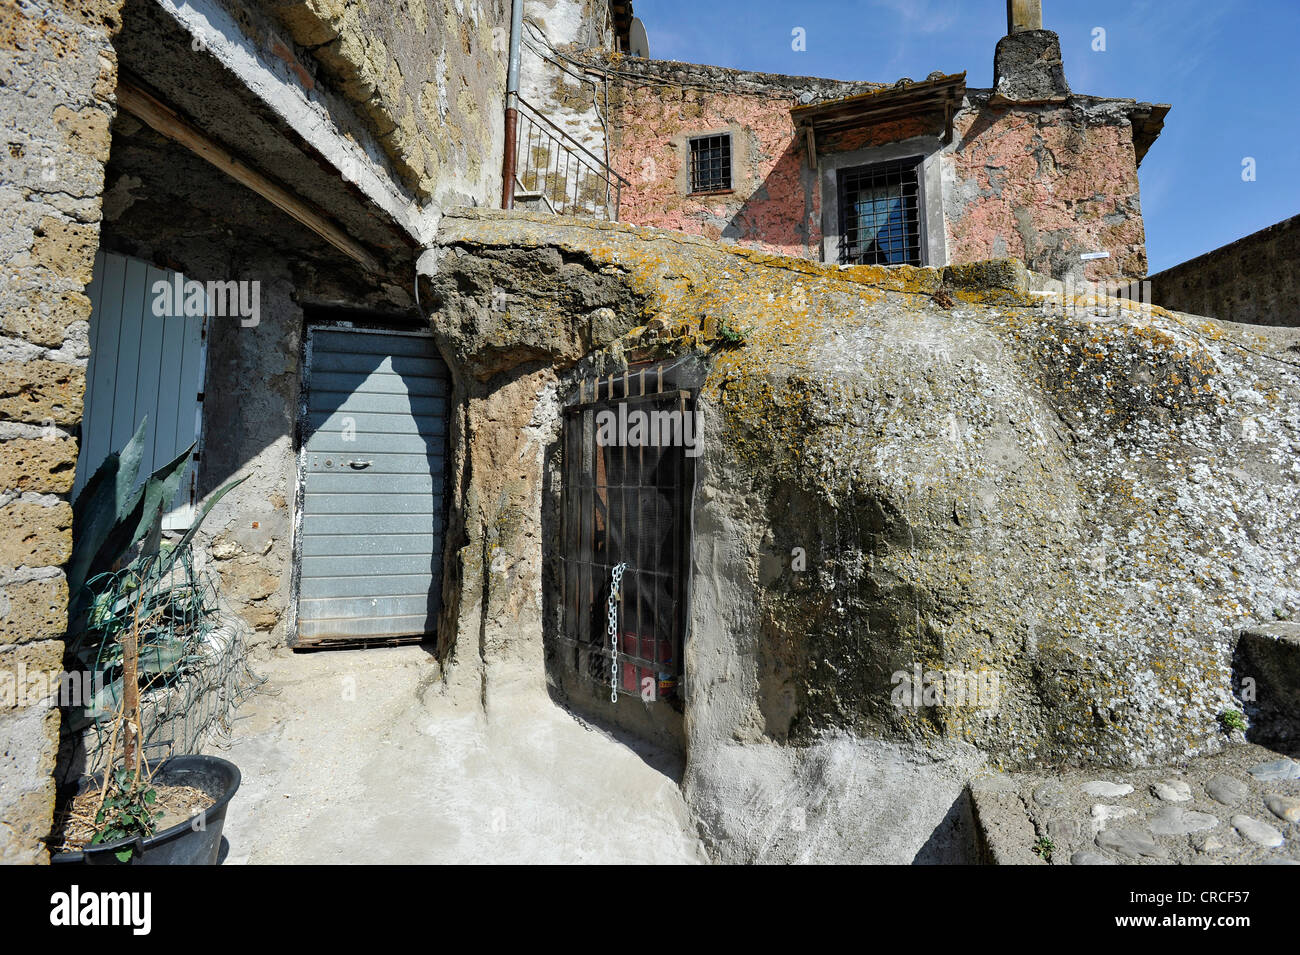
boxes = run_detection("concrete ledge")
[969,776,1045,865]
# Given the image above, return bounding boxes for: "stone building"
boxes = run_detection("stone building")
[3,0,1298,866]
[1,0,632,863]
[1148,213,1300,329]
[598,4,1168,283]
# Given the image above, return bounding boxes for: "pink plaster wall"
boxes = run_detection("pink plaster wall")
[609,82,820,258]
[945,105,1148,281]
[609,77,1149,281]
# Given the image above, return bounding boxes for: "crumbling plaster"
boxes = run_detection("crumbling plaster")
[598,57,1152,282]
[599,57,878,258]
[945,94,1149,282]
[520,0,616,159]
[268,0,510,219]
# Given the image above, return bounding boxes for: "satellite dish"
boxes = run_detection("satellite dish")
[628,17,649,58]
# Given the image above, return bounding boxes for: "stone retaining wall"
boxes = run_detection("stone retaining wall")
[0,0,123,864]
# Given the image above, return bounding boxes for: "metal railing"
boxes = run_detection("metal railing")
[512,96,628,220]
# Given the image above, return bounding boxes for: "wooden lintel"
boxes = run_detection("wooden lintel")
[116,78,383,275]
[811,105,949,137]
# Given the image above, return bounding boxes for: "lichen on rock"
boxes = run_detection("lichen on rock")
[428,208,1300,778]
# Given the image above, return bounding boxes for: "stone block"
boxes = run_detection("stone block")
[0,575,68,645]
[992,29,1070,104]
[0,360,85,425]
[0,497,73,568]
[0,436,78,494]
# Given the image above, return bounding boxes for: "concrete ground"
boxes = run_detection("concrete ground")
[214,646,707,864]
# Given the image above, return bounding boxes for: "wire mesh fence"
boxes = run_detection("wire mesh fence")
[59,544,264,781]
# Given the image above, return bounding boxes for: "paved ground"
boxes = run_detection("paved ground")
[214,646,707,864]
[971,742,1300,864]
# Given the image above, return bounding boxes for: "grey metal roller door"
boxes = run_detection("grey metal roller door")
[297,327,449,643]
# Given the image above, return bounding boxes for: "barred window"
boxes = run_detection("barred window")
[688,134,732,193]
[838,157,924,266]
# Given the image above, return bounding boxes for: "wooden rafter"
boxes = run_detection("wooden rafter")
[116,77,383,274]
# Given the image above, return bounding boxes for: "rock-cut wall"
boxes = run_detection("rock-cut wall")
[425,208,1300,862]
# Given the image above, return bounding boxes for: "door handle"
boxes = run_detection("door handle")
[346,460,373,469]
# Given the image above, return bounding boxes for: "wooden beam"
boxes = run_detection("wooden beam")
[803,124,817,169]
[116,78,383,274]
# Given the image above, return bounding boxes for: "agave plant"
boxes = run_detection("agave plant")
[67,419,246,859]
[67,418,245,708]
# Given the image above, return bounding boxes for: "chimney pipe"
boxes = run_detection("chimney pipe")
[1007,0,1043,34]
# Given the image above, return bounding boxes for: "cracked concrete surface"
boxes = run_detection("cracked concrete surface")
[215,646,707,864]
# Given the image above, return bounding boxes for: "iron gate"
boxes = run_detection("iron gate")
[559,366,696,703]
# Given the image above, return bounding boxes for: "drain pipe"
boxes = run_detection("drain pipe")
[502,0,524,209]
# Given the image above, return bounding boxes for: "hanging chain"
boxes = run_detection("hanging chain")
[608,562,628,703]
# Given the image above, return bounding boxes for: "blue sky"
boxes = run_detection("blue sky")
[639,0,1300,273]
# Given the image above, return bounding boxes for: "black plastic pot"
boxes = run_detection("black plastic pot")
[51,754,240,865]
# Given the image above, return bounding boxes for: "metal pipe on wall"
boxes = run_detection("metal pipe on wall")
[502,0,524,209]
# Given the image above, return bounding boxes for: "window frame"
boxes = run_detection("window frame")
[835,155,926,268]
[687,132,734,195]
[817,138,947,268]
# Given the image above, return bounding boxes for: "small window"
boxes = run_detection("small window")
[838,157,923,266]
[559,366,696,705]
[688,134,732,193]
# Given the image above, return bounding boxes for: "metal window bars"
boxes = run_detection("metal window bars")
[559,366,696,704]
[837,157,923,266]
[513,96,630,220]
[688,134,732,193]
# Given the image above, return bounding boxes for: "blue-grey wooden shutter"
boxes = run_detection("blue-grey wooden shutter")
[297,327,449,642]
[74,251,207,529]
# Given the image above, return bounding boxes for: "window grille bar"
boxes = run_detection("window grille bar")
[837,157,923,267]
[688,134,733,193]
[559,366,695,702]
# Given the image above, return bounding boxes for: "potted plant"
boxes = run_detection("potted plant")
[51,419,245,865]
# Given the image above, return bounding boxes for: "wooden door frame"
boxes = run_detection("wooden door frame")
[287,318,447,649]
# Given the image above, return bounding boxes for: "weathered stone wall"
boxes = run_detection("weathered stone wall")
[422,237,648,713]
[425,208,1300,861]
[269,0,510,208]
[197,278,302,644]
[520,0,615,157]
[600,57,877,258]
[1148,214,1300,328]
[946,94,1149,282]
[0,0,122,864]
[598,57,1151,281]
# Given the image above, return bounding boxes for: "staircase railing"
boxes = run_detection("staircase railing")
[513,96,628,220]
